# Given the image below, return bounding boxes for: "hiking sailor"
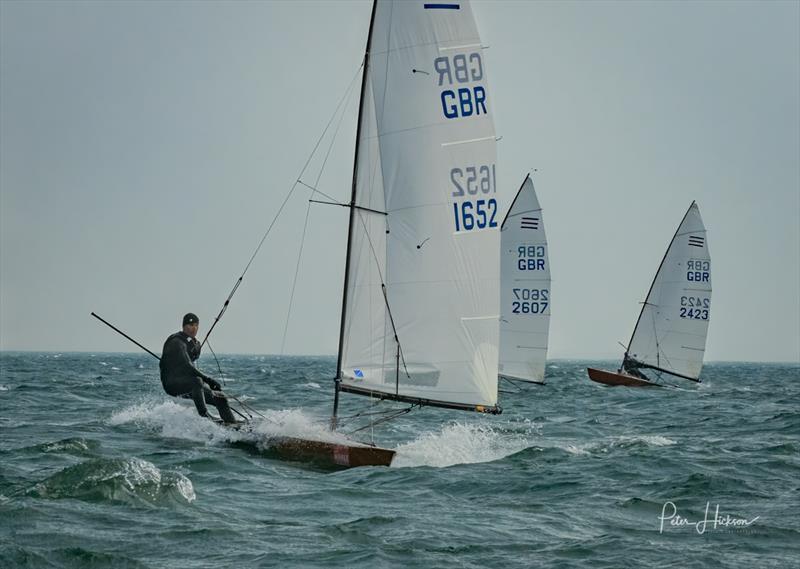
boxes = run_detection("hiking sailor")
[160,313,236,423]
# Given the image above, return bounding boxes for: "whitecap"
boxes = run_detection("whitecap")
[109,400,246,445]
[618,435,676,447]
[246,409,358,448]
[173,473,196,503]
[563,444,591,456]
[391,421,534,468]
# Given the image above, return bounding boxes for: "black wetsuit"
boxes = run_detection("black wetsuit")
[160,331,235,423]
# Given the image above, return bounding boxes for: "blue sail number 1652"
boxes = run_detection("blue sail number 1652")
[453,199,498,231]
[451,164,498,232]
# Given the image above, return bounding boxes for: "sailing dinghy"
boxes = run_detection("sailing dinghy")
[263,0,503,467]
[499,174,550,387]
[587,201,711,387]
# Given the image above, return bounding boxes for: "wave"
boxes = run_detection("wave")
[36,437,100,456]
[391,421,537,468]
[109,399,247,445]
[110,399,364,451]
[1,546,149,569]
[110,400,551,470]
[28,457,195,506]
[550,434,677,456]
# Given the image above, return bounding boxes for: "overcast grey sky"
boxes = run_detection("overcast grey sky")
[1,0,798,362]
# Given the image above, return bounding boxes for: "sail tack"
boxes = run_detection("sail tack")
[339,0,500,411]
[499,175,551,383]
[625,202,711,381]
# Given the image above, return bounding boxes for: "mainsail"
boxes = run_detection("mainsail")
[624,201,711,381]
[336,0,500,413]
[498,174,550,384]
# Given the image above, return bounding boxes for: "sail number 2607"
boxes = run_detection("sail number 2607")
[451,164,497,232]
[511,288,549,314]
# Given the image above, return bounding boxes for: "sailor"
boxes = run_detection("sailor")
[160,313,236,423]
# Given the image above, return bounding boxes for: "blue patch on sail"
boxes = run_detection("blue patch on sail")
[424,3,460,9]
[354,369,364,379]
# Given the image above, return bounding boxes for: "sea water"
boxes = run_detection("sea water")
[1,353,798,568]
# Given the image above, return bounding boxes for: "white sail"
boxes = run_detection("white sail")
[626,202,711,380]
[338,0,500,411]
[498,175,550,383]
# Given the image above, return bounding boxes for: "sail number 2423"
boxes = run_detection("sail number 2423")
[679,296,710,320]
[451,164,497,232]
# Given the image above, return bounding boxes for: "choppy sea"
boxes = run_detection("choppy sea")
[1,353,798,568]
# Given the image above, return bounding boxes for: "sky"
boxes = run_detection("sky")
[1,0,798,362]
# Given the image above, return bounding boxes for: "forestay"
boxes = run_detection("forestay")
[338,0,500,411]
[625,202,711,381]
[499,175,550,384]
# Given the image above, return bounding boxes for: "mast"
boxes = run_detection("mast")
[333,0,379,427]
[623,201,697,370]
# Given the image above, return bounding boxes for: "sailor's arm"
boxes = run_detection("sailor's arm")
[177,339,221,390]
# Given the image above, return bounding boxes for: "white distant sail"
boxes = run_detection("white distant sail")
[498,174,550,384]
[337,0,501,412]
[624,201,711,381]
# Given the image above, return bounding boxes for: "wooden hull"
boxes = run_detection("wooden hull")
[586,367,663,388]
[218,419,394,468]
[267,436,396,468]
[225,423,395,468]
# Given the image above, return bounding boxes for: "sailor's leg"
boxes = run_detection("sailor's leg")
[188,376,210,417]
[202,385,236,424]
[163,375,210,418]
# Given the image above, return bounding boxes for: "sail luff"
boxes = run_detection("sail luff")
[333,0,379,424]
[625,201,697,361]
[500,173,531,229]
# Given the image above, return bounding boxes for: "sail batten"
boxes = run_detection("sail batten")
[339,0,500,410]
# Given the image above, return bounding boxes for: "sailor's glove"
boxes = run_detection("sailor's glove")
[206,378,222,391]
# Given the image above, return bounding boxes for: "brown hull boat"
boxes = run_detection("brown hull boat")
[586,367,663,388]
